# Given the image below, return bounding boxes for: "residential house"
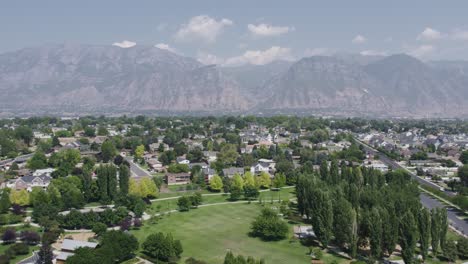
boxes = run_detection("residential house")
[222,167,245,178]
[10,175,52,191]
[165,173,191,185]
[250,159,276,175]
[203,167,216,183]
[176,157,190,165]
[203,151,218,162]
[56,239,98,264]
[147,158,164,172]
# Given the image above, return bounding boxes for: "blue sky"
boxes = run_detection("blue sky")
[2,0,468,64]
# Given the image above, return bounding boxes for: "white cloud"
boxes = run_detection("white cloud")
[360,50,388,56]
[417,27,442,41]
[155,43,177,53]
[197,52,224,65]
[198,46,294,66]
[247,23,293,37]
[352,35,367,44]
[409,45,436,57]
[224,46,294,66]
[304,48,329,56]
[175,15,233,43]
[451,29,468,40]
[112,40,136,48]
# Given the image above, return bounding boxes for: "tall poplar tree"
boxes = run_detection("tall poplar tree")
[418,208,431,260]
[431,208,441,255]
[119,164,130,196]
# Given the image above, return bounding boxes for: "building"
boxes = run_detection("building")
[56,239,98,264]
[203,167,216,183]
[9,175,52,191]
[176,157,190,165]
[222,167,245,178]
[165,173,191,185]
[250,159,276,175]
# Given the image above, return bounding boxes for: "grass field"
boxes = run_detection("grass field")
[132,203,347,264]
[0,244,38,264]
[147,188,296,215]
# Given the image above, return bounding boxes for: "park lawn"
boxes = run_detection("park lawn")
[0,244,38,264]
[148,188,295,214]
[133,203,347,264]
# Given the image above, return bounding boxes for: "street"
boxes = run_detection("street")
[355,138,468,235]
[124,156,151,178]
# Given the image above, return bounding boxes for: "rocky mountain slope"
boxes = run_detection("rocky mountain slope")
[0,44,250,113]
[0,44,467,117]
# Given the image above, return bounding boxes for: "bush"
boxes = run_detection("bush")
[2,229,16,244]
[142,232,183,262]
[10,243,29,255]
[250,208,288,241]
[20,231,40,245]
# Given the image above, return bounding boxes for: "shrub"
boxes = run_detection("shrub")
[250,208,288,241]
[20,231,40,245]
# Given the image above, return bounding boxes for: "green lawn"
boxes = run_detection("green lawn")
[132,203,346,264]
[148,188,295,214]
[0,244,38,264]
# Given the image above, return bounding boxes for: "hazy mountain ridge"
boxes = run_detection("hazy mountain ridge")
[0,44,467,117]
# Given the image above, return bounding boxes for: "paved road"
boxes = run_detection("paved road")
[356,140,456,196]
[0,153,34,166]
[125,156,151,178]
[420,193,468,236]
[355,138,468,235]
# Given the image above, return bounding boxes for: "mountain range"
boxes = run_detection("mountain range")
[0,44,467,118]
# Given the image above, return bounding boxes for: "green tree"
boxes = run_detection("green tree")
[243,172,256,188]
[101,140,117,163]
[232,174,244,190]
[250,208,288,241]
[177,196,191,211]
[38,241,54,264]
[400,212,418,264]
[142,232,182,262]
[256,172,271,188]
[458,165,468,187]
[444,240,458,263]
[139,177,158,198]
[84,127,96,137]
[418,207,431,260]
[10,189,29,206]
[439,208,448,250]
[457,237,468,259]
[0,189,11,213]
[135,144,145,161]
[329,159,340,184]
[461,150,468,164]
[244,185,260,201]
[100,230,139,263]
[311,190,333,248]
[92,222,108,237]
[369,208,383,258]
[27,151,48,170]
[209,175,223,192]
[119,164,130,196]
[332,198,353,248]
[272,173,286,188]
[431,208,441,255]
[319,160,328,181]
[14,126,33,146]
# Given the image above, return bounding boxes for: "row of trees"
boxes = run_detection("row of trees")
[296,165,449,263]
